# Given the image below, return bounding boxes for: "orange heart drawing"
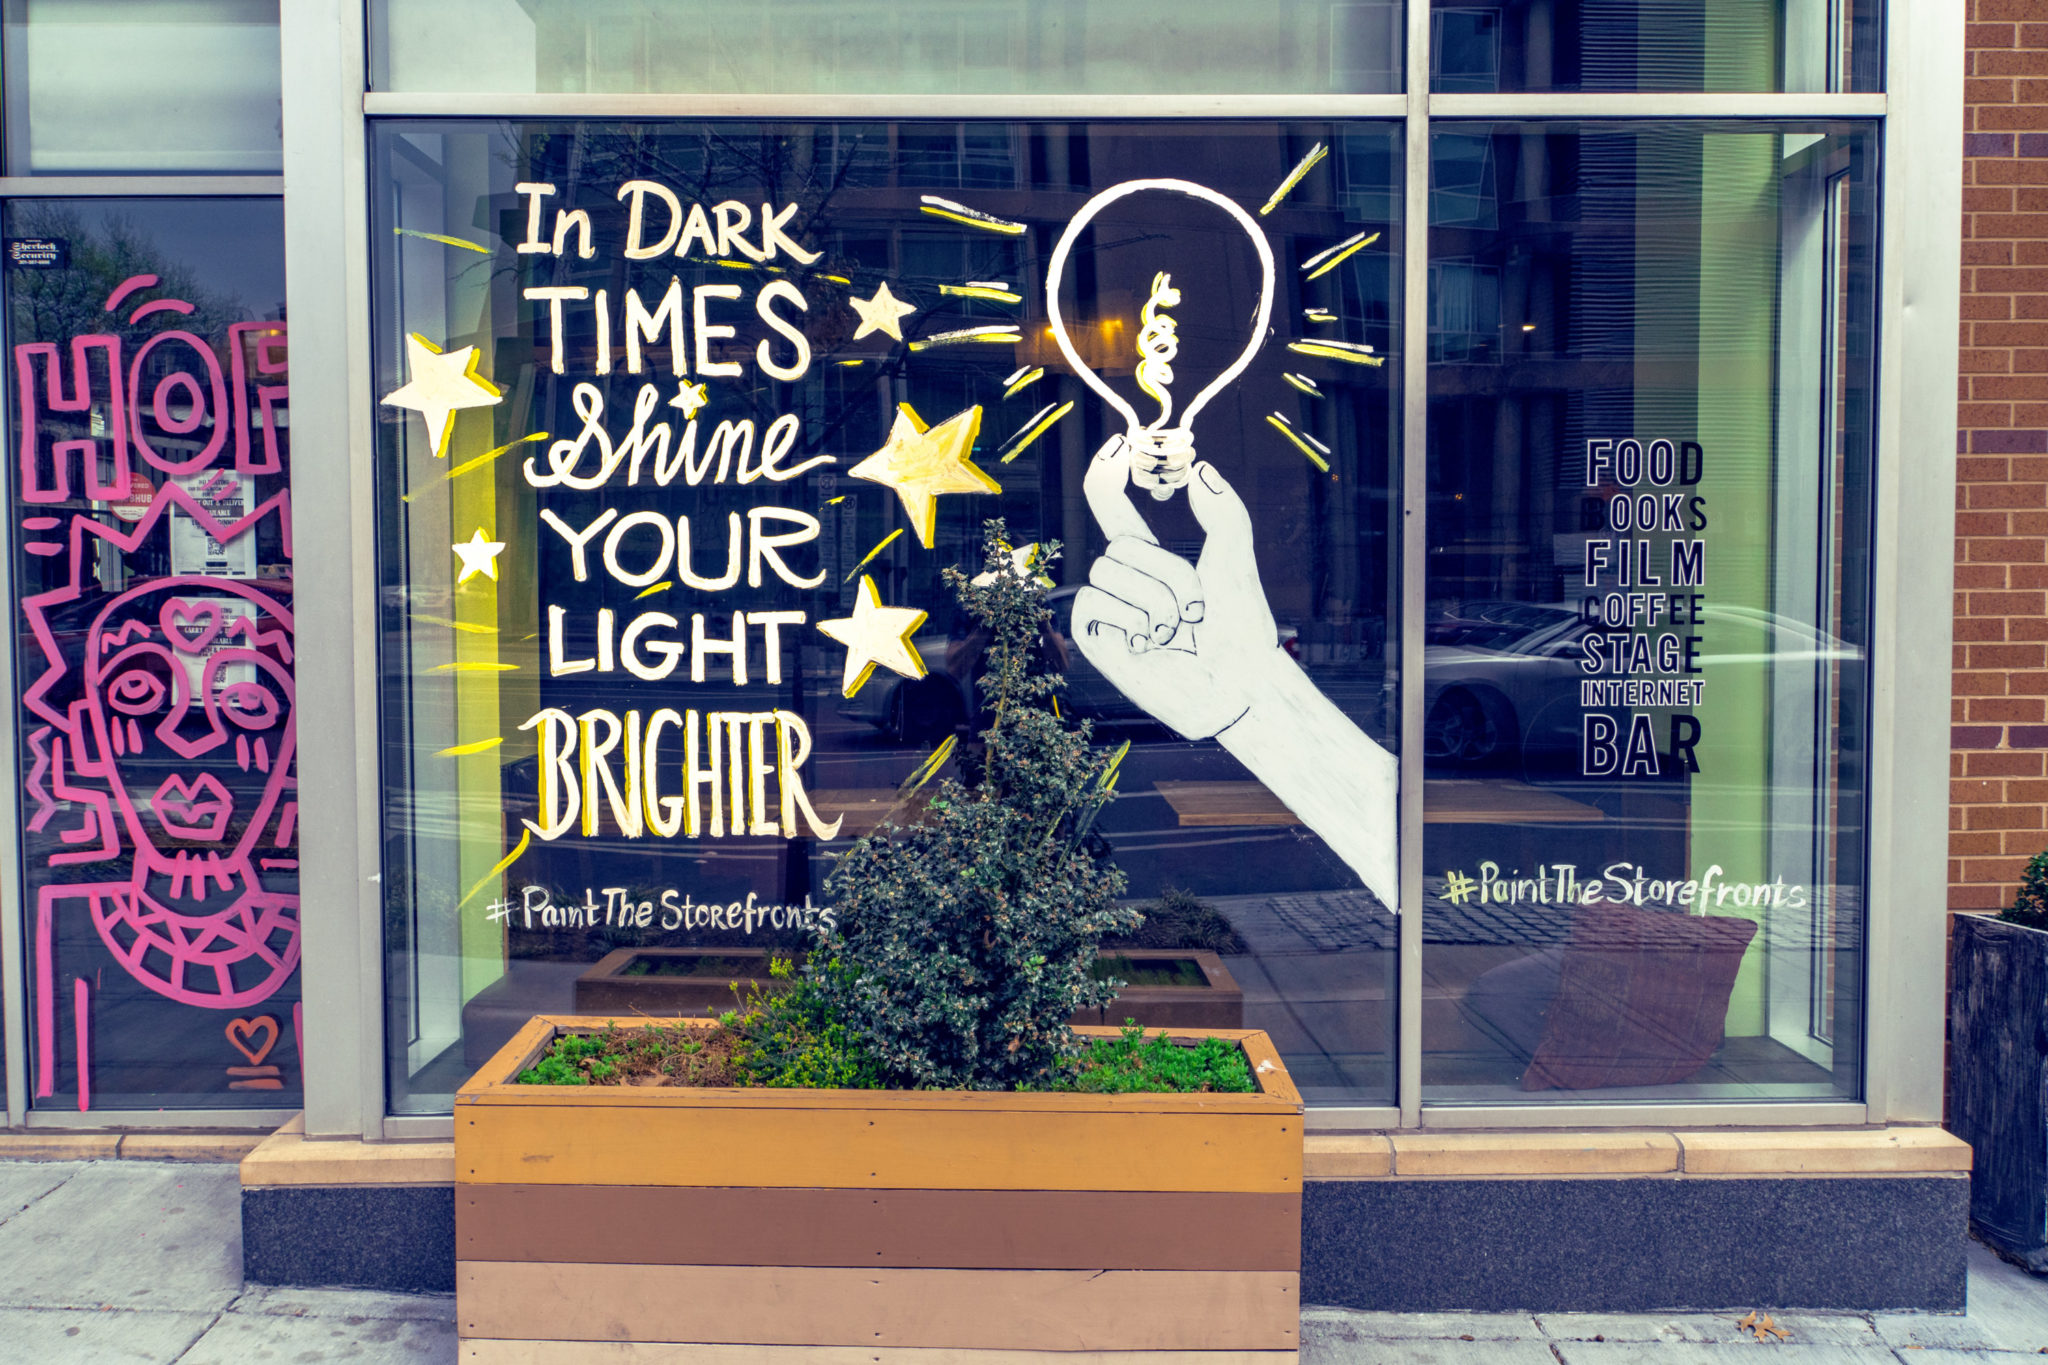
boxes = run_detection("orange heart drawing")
[226,1016,279,1066]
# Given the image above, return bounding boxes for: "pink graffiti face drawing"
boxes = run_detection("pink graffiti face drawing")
[70,579,300,1006]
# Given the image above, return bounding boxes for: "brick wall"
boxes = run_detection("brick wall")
[1955,3,2048,910]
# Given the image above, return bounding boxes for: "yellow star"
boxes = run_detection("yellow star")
[818,575,928,698]
[848,281,917,342]
[452,527,506,583]
[381,333,502,458]
[847,403,998,549]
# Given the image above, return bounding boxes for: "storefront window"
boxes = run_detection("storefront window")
[6,198,297,1109]
[369,2,1403,96]
[1428,0,1881,93]
[1422,124,1876,1102]
[2,1,283,174]
[370,120,1404,1113]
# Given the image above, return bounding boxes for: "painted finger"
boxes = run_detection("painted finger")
[1187,460,1257,576]
[1090,551,1180,645]
[1072,585,1154,656]
[1106,536,1206,623]
[1083,434,1158,546]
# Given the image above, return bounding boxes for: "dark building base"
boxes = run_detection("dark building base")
[243,1184,456,1294]
[1303,1175,1969,1312]
[243,1174,1967,1309]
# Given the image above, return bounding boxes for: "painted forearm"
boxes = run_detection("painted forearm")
[1215,651,1401,912]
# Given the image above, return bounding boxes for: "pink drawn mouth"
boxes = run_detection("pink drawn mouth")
[151,774,233,839]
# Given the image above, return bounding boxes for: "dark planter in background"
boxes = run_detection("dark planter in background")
[1950,912,2048,1269]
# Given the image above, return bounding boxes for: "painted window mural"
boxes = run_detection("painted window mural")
[371,121,1404,1112]
[8,199,296,1110]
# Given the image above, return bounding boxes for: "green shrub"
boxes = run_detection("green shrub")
[2005,850,2048,931]
[1104,885,1247,955]
[724,958,882,1089]
[807,523,1141,1090]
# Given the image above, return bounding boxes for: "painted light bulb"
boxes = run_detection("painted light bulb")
[1046,178,1277,501]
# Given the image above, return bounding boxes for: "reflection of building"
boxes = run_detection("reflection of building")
[0,0,1975,1319]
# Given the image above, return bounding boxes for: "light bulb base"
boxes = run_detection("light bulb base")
[1128,427,1195,500]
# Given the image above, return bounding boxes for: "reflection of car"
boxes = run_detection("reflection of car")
[1423,600,1862,767]
[839,584,1304,743]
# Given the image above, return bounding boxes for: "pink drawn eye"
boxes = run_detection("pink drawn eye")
[217,681,280,729]
[107,669,166,715]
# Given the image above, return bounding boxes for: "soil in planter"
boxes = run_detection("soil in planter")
[516,1020,1254,1094]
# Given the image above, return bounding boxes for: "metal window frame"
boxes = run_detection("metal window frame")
[254,0,1957,1141]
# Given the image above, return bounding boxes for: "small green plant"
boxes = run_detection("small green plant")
[723,958,882,1089]
[516,1030,619,1086]
[806,523,1141,1090]
[2005,850,2048,931]
[1103,886,1247,955]
[1043,1022,1255,1094]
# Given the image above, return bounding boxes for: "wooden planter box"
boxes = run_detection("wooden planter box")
[576,945,1246,1028]
[456,1015,1303,1361]
[1951,913,2048,1269]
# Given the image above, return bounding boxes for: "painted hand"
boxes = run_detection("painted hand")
[1072,435,1288,740]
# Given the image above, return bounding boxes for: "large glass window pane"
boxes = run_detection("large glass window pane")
[369,119,1403,1113]
[370,2,1402,96]
[3,1,283,174]
[6,199,297,1109]
[1428,1,1881,93]
[1422,123,1876,1104]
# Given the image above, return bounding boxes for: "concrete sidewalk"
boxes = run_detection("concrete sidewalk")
[0,1157,2042,1363]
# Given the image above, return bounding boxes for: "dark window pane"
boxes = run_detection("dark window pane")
[4,2,282,174]
[369,120,1403,1113]
[371,1,1404,96]
[1423,124,1877,1104]
[1428,1,1882,93]
[7,199,297,1109]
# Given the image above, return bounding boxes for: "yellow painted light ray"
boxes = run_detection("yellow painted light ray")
[394,227,490,253]
[918,195,1028,235]
[437,736,505,757]
[818,273,852,285]
[1302,230,1382,282]
[844,527,906,581]
[1267,413,1333,473]
[402,432,548,503]
[459,829,532,910]
[635,581,673,600]
[998,400,1074,464]
[940,282,1024,303]
[1283,373,1324,397]
[898,735,958,796]
[823,495,848,505]
[410,613,499,635]
[433,661,520,673]
[1002,365,1045,398]
[1304,308,1339,324]
[1287,339,1385,368]
[908,325,1022,352]
[1260,143,1329,215]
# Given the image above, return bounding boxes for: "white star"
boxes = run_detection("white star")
[848,282,918,342]
[452,527,506,583]
[668,381,709,419]
[817,575,928,698]
[382,333,503,458]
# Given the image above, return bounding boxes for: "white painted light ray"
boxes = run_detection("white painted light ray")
[1045,179,1277,501]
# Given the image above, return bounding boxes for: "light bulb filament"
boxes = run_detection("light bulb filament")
[1134,271,1182,429]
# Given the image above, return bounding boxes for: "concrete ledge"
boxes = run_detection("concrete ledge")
[1303,1135,1393,1179]
[1305,1127,1970,1180]
[239,1120,454,1188]
[0,1131,261,1162]
[1674,1127,1972,1174]
[1390,1131,1680,1176]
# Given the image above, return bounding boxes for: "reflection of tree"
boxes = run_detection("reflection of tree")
[8,204,243,347]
